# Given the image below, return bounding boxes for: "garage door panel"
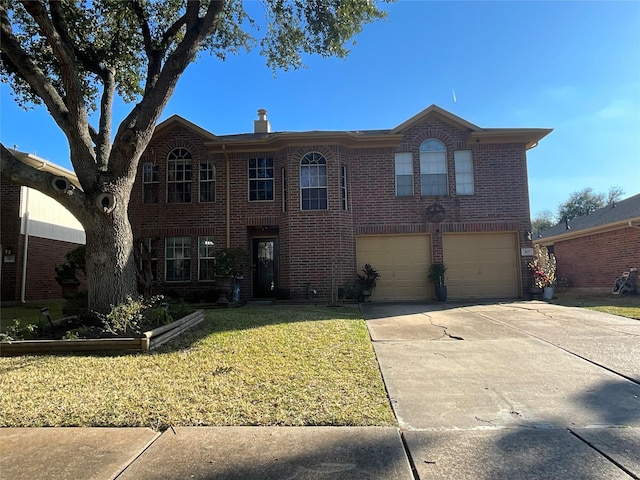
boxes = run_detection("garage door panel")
[356,235,432,301]
[444,233,519,299]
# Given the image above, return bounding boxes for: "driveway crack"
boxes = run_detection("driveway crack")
[428,316,464,341]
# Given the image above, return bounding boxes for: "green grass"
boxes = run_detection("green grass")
[1,302,66,333]
[551,292,640,320]
[0,306,396,430]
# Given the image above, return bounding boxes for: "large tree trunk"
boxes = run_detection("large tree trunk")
[83,188,138,314]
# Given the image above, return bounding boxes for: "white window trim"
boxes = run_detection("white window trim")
[142,162,159,204]
[248,157,275,202]
[420,139,448,196]
[166,148,192,204]
[199,162,216,203]
[165,237,191,282]
[300,151,328,211]
[394,152,413,197]
[454,150,474,195]
[198,236,216,281]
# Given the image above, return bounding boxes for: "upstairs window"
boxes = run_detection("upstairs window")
[199,161,215,203]
[249,157,274,201]
[454,150,474,195]
[340,165,348,210]
[142,162,159,203]
[420,139,447,196]
[395,152,413,196]
[300,152,328,210]
[165,237,191,282]
[167,148,192,203]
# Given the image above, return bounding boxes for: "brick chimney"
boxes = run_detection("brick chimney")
[254,108,271,133]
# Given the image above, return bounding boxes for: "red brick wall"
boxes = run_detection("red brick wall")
[129,114,534,300]
[24,236,86,300]
[553,227,640,290]
[1,177,23,301]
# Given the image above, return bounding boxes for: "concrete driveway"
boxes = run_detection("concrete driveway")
[361,300,640,480]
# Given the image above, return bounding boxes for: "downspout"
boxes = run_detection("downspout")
[629,221,640,230]
[20,189,30,303]
[222,144,231,248]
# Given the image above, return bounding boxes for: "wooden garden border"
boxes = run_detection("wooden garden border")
[0,310,205,357]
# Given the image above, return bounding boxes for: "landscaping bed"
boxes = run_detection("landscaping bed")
[0,296,201,356]
[0,310,204,356]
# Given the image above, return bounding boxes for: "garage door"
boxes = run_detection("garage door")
[356,234,432,301]
[443,233,519,299]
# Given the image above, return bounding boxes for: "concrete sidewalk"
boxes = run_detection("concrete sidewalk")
[1,301,639,479]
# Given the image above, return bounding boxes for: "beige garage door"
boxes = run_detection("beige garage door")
[356,234,432,301]
[443,233,519,299]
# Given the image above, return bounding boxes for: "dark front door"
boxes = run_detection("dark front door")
[253,239,277,298]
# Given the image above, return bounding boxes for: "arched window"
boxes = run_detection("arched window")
[300,152,328,210]
[167,147,192,203]
[419,139,447,195]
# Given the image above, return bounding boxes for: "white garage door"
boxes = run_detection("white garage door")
[443,233,520,299]
[356,234,432,301]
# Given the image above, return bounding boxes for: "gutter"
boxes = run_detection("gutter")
[535,218,640,244]
[20,189,30,303]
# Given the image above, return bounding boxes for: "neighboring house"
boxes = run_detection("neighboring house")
[534,193,640,293]
[1,150,85,302]
[129,105,552,301]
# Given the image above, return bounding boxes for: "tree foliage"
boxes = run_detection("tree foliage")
[531,209,554,233]
[557,186,624,221]
[0,0,391,312]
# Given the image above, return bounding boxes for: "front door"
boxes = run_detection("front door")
[253,239,277,298]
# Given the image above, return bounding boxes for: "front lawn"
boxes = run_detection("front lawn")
[551,292,640,320]
[0,306,395,429]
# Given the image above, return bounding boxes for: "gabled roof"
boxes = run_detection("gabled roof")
[154,105,552,152]
[535,193,640,243]
[390,104,481,133]
[390,104,552,149]
[153,114,219,141]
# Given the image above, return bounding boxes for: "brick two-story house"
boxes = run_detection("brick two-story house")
[129,105,552,302]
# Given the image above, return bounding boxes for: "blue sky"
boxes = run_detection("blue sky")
[1,0,639,219]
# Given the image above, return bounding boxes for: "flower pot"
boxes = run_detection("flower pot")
[542,286,554,300]
[435,285,447,302]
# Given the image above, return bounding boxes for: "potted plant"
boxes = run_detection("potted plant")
[528,245,556,300]
[214,247,249,304]
[54,246,85,299]
[357,264,381,302]
[428,263,447,302]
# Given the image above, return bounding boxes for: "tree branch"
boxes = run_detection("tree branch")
[110,1,225,177]
[0,6,70,133]
[18,1,97,189]
[0,144,87,221]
